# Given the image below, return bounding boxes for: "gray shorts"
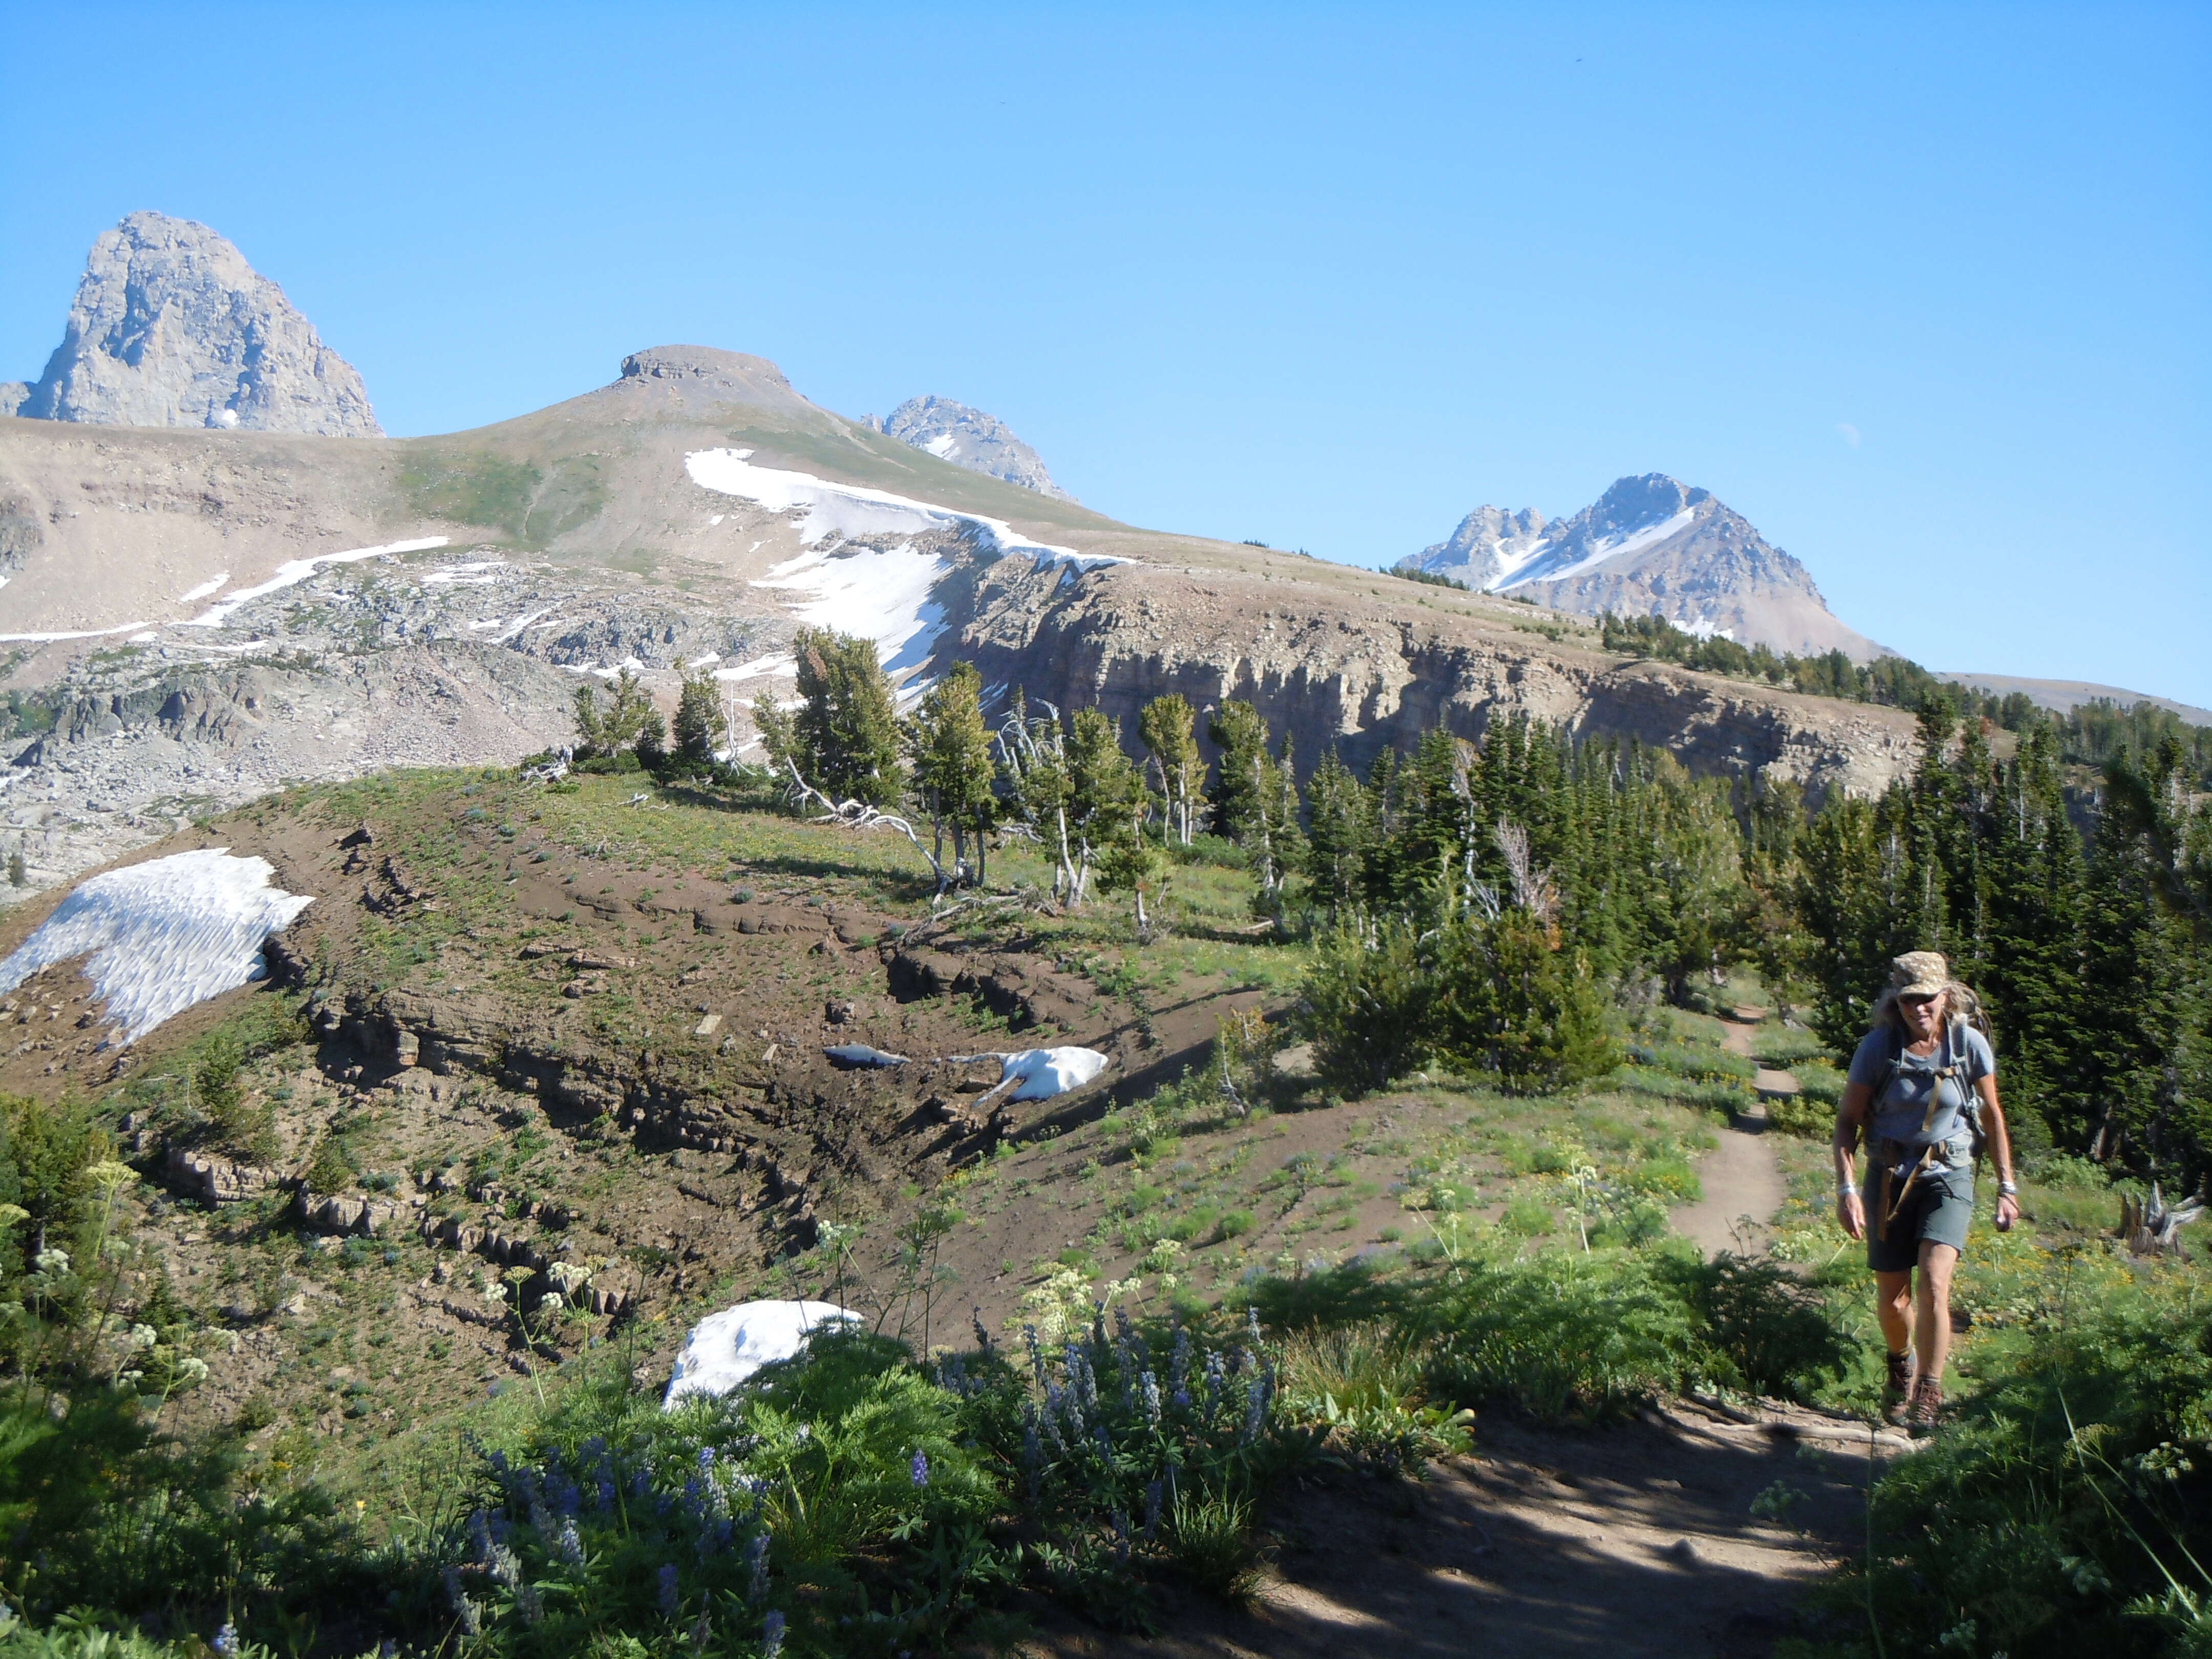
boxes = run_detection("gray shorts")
[1865,1160,1975,1274]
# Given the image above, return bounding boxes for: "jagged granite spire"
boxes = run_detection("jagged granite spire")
[3,211,380,436]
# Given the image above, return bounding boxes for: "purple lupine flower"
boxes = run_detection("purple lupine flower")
[467,1509,493,1562]
[556,1517,584,1567]
[745,1532,770,1603]
[443,1566,481,1637]
[1143,1479,1163,1540]
[211,1624,238,1657]
[1142,1371,1162,1426]
[697,1445,716,1477]
[909,1449,929,1488]
[657,1563,680,1618]
[595,1479,615,1511]
[761,1609,787,1659]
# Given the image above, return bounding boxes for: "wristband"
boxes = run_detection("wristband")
[1996,1180,2018,1197]
[1837,1184,1859,1200]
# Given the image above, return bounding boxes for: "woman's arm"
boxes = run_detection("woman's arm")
[1834,1080,1873,1240]
[1979,1074,2020,1231]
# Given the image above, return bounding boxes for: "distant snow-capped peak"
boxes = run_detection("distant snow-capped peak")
[1400,473,1880,661]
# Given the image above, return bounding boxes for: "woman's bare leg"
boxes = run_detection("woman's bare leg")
[1914,1243,1959,1381]
[1873,1268,1915,1357]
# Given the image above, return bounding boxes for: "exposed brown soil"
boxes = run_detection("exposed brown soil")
[1669,1013,1792,1259]
[1018,1398,1904,1659]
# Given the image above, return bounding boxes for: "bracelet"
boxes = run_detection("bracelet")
[1837,1184,1859,1200]
[1996,1180,2018,1197]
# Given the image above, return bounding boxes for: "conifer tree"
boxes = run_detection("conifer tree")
[1066,708,1143,904]
[1138,693,1201,846]
[996,693,1078,900]
[1206,700,1291,892]
[571,668,660,762]
[789,627,904,805]
[670,667,726,768]
[1303,748,1371,913]
[907,663,996,884]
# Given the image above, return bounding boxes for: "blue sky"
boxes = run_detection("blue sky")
[3,3,2206,703]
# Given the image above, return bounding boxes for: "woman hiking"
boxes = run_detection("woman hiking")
[1832,951,2019,1431]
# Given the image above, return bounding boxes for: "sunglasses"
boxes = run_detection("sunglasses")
[1900,993,1942,1008]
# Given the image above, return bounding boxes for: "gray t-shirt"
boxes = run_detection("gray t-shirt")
[1848,1023,1995,1147]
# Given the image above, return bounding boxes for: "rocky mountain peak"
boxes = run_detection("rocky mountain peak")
[2,211,380,437]
[1401,473,1879,660]
[869,395,1075,501]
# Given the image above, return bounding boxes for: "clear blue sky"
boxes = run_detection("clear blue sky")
[3,3,2206,703]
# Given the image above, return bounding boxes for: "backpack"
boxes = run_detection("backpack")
[1869,986,1992,1163]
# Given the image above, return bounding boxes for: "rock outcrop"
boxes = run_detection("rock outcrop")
[946,553,1920,802]
[871,395,1075,500]
[1403,474,1879,661]
[6,211,380,436]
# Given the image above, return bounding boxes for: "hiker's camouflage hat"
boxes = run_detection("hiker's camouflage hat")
[1889,951,1949,999]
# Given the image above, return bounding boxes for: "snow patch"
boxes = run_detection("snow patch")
[713,654,796,684]
[422,560,507,587]
[0,849,314,1041]
[923,434,960,459]
[685,450,1126,674]
[0,622,154,643]
[177,573,231,604]
[753,540,948,673]
[663,1300,859,1407]
[966,1046,1112,1100]
[1500,508,1696,590]
[183,537,450,627]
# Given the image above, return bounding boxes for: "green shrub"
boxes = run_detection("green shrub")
[1657,1252,1853,1400]
[1748,1025,1832,1068]
[1814,1262,2212,1657]
[1302,911,1615,1097]
[1411,1240,1703,1420]
[1302,917,1432,1095]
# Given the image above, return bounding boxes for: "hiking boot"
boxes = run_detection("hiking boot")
[1908,1375,1944,1435]
[1881,1350,1916,1426]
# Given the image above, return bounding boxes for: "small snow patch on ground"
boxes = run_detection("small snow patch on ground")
[0,849,314,1041]
[664,1300,858,1407]
[0,622,154,644]
[177,573,230,604]
[713,654,797,684]
[184,537,450,627]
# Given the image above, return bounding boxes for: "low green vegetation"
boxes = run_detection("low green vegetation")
[3,618,2209,1654]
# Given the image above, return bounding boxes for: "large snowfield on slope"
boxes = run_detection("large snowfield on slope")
[685,449,1125,671]
[0,849,314,1040]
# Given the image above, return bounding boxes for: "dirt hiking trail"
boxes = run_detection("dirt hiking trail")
[1021,1012,1903,1659]
[1670,1009,1796,1258]
[1022,1399,1906,1659]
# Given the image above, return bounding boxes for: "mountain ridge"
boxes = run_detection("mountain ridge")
[1402,473,1882,663]
[0,343,1921,901]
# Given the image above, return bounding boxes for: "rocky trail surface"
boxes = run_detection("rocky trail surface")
[1671,1009,1795,1259]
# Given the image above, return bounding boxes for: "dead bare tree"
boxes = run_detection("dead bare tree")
[2120,1184,2206,1257]
[1494,818,1561,924]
